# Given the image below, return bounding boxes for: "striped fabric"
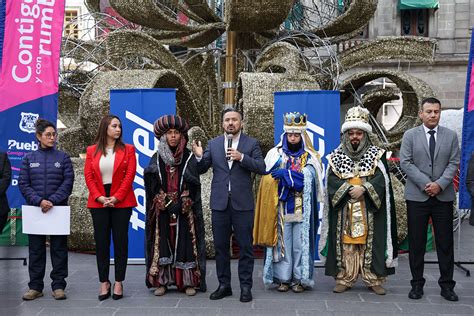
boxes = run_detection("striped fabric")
[153,115,189,138]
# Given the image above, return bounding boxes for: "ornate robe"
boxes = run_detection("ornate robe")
[144,149,206,291]
[255,146,322,287]
[319,145,398,278]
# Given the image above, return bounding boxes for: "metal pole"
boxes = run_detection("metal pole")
[224,30,236,107]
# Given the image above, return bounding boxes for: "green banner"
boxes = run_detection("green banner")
[398,222,435,252]
[399,0,439,10]
[0,208,28,246]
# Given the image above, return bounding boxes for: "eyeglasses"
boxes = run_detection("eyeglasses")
[43,132,57,138]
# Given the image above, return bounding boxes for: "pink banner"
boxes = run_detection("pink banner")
[469,63,474,112]
[0,0,65,111]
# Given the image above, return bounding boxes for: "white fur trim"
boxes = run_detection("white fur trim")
[301,167,317,288]
[317,167,331,263]
[341,121,372,134]
[284,126,306,133]
[377,160,396,268]
[264,147,281,172]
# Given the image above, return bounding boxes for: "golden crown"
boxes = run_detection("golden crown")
[344,106,370,124]
[341,106,372,133]
[283,112,307,127]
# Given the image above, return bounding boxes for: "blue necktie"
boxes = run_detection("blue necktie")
[428,130,436,164]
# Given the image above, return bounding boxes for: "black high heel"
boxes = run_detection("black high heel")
[98,281,111,301]
[112,282,123,300]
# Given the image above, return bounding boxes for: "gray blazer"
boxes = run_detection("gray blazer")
[400,125,460,202]
[197,133,266,211]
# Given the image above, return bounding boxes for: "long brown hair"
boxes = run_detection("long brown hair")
[94,115,125,156]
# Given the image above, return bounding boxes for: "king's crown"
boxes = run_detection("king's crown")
[283,112,307,127]
[345,106,370,124]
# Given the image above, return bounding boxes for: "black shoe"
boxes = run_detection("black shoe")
[98,281,111,301]
[112,282,123,300]
[441,289,459,302]
[408,286,424,300]
[209,285,232,300]
[240,287,252,303]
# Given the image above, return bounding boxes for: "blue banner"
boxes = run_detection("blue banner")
[274,90,341,260]
[110,88,176,261]
[0,94,58,209]
[459,30,474,210]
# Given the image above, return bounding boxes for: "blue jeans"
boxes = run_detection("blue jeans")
[273,221,303,284]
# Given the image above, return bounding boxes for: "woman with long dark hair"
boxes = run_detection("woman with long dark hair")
[84,115,137,301]
[19,119,74,301]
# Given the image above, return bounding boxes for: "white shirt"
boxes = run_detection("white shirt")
[423,124,438,145]
[225,132,244,192]
[99,148,115,184]
[225,131,243,169]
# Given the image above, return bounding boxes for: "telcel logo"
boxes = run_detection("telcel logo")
[8,139,38,151]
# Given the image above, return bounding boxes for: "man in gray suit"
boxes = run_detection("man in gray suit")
[193,107,266,303]
[400,97,460,301]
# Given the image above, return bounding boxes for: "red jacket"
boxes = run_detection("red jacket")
[84,143,137,209]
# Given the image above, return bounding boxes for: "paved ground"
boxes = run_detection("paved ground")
[1,221,474,316]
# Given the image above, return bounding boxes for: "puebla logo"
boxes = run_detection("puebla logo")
[19,112,39,134]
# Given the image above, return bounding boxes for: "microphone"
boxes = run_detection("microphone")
[226,133,233,160]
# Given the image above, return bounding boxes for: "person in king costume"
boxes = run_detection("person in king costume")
[144,115,206,296]
[254,112,324,292]
[319,106,398,295]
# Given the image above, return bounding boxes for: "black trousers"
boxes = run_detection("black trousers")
[212,197,254,289]
[90,207,132,282]
[28,234,68,292]
[407,197,455,290]
[0,212,7,233]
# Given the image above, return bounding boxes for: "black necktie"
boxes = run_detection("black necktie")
[428,130,436,164]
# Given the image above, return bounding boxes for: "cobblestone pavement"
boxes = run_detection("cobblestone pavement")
[1,221,474,315]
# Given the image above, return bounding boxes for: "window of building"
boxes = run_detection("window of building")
[401,9,429,37]
[64,10,79,39]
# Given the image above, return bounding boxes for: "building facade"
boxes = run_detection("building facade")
[339,0,472,127]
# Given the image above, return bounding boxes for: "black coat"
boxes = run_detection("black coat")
[144,149,206,291]
[0,152,12,231]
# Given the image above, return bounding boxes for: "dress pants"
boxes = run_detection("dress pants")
[407,197,455,290]
[212,197,254,289]
[90,207,132,282]
[28,234,68,291]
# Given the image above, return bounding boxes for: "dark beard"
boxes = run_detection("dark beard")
[288,141,302,153]
[341,131,371,161]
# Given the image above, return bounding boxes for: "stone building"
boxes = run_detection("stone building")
[341,0,471,128]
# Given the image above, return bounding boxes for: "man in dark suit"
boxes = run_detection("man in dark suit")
[400,97,460,302]
[193,107,266,302]
[0,152,12,232]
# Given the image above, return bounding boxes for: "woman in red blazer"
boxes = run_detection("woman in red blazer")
[84,115,137,301]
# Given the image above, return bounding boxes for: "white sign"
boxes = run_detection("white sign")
[22,205,70,235]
